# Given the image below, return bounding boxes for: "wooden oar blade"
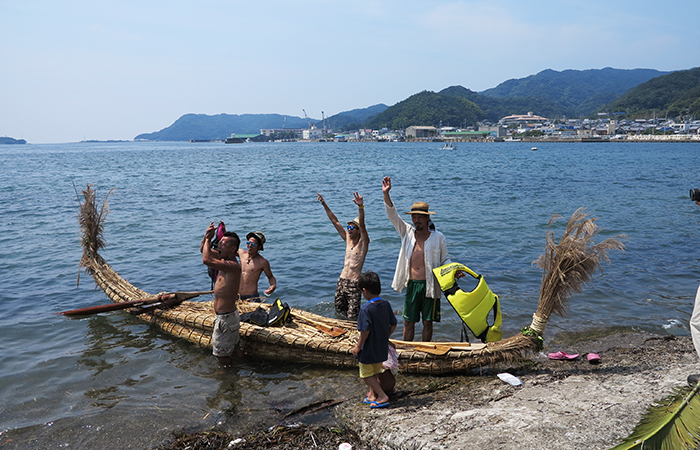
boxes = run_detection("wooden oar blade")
[59,298,161,316]
[59,290,212,317]
[291,313,347,337]
[391,340,485,355]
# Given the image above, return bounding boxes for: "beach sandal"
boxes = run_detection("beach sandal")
[362,397,374,404]
[587,353,601,364]
[369,401,389,409]
[547,351,579,360]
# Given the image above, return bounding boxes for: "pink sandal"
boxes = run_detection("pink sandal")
[547,351,579,360]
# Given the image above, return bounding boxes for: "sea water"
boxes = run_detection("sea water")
[1,141,699,448]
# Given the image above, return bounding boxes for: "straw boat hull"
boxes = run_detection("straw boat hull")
[77,185,622,375]
[81,251,540,375]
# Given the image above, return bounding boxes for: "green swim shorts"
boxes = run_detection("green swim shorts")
[403,280,441,323]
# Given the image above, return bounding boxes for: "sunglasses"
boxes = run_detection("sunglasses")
[246,241,257,247]
[347,225,357,231]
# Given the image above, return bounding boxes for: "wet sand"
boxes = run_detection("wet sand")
[156,329,699,450]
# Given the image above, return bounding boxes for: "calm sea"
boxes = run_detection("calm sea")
[1,141,699,448]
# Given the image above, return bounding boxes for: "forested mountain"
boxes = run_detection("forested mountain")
[439,86,563,123]
[133,67,686,141]
[0,137,27,144]
[323,104,388,130]
[603,67,700,119]
[364,91,483,129]
[479,67,670,117]
[134,113,310,141]
[134,106,388,141]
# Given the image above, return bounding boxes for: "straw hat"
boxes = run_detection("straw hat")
[246,231,266,250]
[347,217,360,228]
[404,201,435,215]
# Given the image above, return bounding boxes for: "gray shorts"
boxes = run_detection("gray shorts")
[212,310,241,357]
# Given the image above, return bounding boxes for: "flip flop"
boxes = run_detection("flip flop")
[369,401,389,409]
[547,351,579,360]
[362,397,374,404]
[587,353,601,364]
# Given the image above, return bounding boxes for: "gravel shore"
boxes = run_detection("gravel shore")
[338,330,698,450]
[156,330,698,450]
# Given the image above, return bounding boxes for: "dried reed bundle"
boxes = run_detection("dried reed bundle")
[529,208,625,335]
[78,184,114,274]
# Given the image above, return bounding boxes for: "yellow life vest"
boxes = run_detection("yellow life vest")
[433,262,503,343]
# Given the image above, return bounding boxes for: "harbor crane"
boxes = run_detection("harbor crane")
[302,109,315,129]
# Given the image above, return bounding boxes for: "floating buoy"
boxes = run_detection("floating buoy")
[531,147,538,151]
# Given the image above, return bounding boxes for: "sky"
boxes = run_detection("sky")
[2,1,699,144]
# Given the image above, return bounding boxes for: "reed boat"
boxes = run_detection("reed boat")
[75,185,624,375]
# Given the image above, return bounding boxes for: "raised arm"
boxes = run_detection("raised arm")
[200,223,214,254]
[353,191,369,244]
[382,176,393,207]
[382,176,409,236]
[317,192,346,240]
[202,224,240,272]
[201,222,216,255]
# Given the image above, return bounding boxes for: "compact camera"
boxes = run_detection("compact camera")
[691,189,700,202]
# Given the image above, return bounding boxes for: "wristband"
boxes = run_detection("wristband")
[358,205,364,209]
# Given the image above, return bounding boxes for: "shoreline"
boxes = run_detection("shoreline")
[338,330,698,450]
[153,329,699,450]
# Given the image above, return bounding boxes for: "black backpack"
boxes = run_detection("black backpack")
[240,298,290,327]
[267,298,290,327]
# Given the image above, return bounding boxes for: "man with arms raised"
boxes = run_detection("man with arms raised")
[238,231,277,301]
[202,222,243,367]
[317,191,369,319]
[382,176,455,342]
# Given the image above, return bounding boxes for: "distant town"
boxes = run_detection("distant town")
[243,112,700,143]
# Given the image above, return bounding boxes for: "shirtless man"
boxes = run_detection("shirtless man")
[202,222,243,367]
[317,191,369,319]
[237,231,277,301]
[382,176,455,342]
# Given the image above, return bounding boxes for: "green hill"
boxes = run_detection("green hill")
[365,91,483,129]
[133,67,689,141]
[604,67,700,119]
[134,113,310,141]
[479,67,670,117]
[439,86,563,122]
[371,68,670,128]
[0,137,27,144]
[134,106,391,141]
[324,104,388,130]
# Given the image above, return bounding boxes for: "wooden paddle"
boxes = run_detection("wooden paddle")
[129,291,201,315]
[59,291,213,316]
[291,313,347,337]
[391,339,487,355]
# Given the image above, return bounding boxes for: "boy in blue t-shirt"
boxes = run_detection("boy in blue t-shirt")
[352,271,397,408]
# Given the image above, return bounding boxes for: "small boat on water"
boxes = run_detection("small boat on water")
[503,137,521,142]
[74,186,622,375]
[440,142,456,150]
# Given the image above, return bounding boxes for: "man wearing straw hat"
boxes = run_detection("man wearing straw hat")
[382,176,456,342]
[237,231,277,301]
[317,191,369,319]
